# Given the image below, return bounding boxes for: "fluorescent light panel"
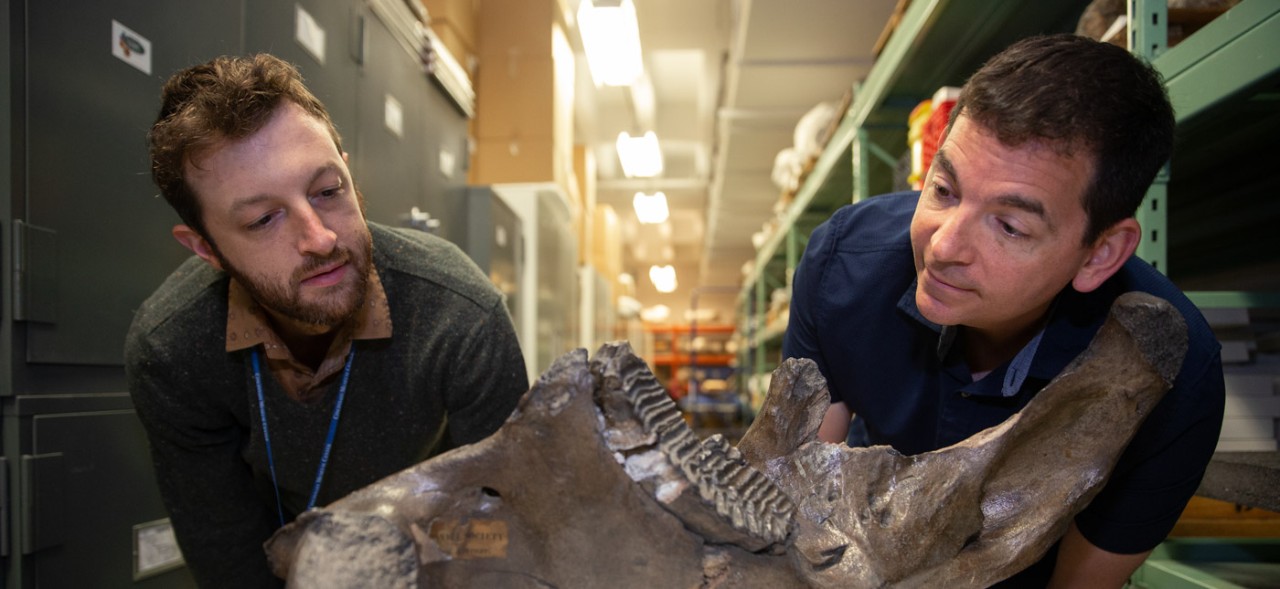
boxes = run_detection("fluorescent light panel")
[577,0,643,87]
[616,131,663,178]
[632,191,669,224]
[649,264,677,293]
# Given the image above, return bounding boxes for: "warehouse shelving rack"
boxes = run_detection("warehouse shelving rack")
[734,0,1280,583]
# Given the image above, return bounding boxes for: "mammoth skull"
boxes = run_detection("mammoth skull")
[266,292,1186,588]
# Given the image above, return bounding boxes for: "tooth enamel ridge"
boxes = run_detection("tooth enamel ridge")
[591,343,795,551]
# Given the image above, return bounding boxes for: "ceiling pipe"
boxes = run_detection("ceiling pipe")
[702,0,752,287]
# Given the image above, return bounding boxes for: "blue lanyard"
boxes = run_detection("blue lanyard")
[251,347,355,527]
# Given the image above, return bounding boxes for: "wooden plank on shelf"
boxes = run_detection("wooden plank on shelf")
[873,0,913,57]
[1171,496,1280,538]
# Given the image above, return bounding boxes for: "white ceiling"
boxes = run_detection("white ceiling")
[571,0,901,321]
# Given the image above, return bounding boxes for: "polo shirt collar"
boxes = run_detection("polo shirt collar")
[897,279,1058,397]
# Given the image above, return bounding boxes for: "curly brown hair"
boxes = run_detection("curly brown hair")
[149,54,343,238]
[948,34,1175,245]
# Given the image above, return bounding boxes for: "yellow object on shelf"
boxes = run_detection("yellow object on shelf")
[906,99,933,190]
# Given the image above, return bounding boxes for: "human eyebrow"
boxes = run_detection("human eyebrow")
[933,150,958,187]
[229,164,344,215]
[994,195,1046,220]
[309,162,344,188]
[229,193,273,216]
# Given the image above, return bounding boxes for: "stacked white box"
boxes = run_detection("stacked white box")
[1209,307,1279,452]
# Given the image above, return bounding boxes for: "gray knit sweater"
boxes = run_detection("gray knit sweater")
[126,223,528,588]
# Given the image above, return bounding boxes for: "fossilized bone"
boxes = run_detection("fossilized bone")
[266,292,1185,588]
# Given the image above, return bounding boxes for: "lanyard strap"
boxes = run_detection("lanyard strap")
[252,347,355,526]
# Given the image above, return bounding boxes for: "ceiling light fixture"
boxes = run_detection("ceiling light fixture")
[649,264,677,293]
[632,191,669,224]
[616,131,663,178]
[640,304,671,323]
[577,0,644,87]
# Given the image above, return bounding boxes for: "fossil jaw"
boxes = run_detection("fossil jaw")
[267,292,1186,589]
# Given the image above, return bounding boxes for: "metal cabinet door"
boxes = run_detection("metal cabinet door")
[348,8,430,228]
[21,1,242,365]
[18,395,194,587]
[243,0,361,151]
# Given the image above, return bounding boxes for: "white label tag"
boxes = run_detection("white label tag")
[294,4,326,65]
[439,149,456,178]
[111,20,151,75]
[384,94,404,138]
[133,519,184,580]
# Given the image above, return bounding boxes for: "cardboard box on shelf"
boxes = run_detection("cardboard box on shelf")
[478,0,558,58]
[470,137,555,185]
[470,0,575,194]
[474,53,556,141]
[421,0,476,48]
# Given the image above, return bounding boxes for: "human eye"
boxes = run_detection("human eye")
[997,218,1027,239]
[245,211,279,231]
[927,180,956,204]
[312,176,346,202]
[317,184,343,199]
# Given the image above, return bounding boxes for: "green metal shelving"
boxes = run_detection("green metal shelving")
[1129,538,1280,589]
[734,1,1280,582]
[1143,0,1280,312]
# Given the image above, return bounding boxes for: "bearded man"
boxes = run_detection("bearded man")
[126,54,528,587]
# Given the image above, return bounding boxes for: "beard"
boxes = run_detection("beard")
[218,228,374,330]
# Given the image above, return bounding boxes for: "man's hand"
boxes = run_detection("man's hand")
[1048,521,1151,588]
[817,402,852,443]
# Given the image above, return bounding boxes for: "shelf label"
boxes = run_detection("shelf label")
[111,20,151,75]
[428,519,509,559]
[384,94,404,138]
[133,518,184,580]
[294,4,327,65]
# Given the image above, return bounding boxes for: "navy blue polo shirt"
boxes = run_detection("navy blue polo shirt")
[784,191,1224,585]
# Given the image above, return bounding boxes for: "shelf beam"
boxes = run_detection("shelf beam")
[1189,291,1280,308]
[1155,0,1280,125]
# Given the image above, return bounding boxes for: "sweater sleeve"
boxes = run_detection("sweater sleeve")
[126,335,284,588]
[441,296,530,448]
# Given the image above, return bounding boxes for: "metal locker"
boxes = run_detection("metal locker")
[7,1,239,587]
[349,4,432,228]
[243,0,362,153]
[19,0,242,366]
[353,0,470,232]
[438,186,524,326]
[13,395,193,587]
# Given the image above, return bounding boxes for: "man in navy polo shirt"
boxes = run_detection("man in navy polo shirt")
[783,34,1224,587]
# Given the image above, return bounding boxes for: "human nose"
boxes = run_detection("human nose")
[928,207,973,265]
[294,205,338,256]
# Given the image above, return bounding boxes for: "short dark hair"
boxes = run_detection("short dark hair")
[949,34,1175,244]
[148,54,343,237]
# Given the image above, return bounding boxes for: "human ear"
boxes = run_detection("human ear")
[1072,218,1140,293]
[172,224,224,271]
